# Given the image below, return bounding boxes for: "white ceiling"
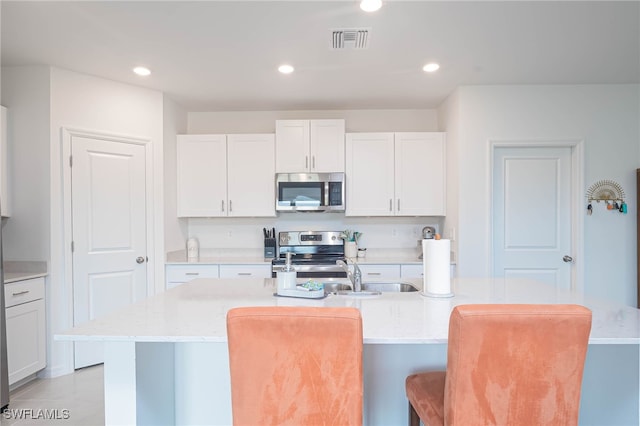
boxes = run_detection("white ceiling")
[2,1,638,111]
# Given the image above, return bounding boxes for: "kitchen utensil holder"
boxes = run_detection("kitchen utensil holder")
[344,241,357,258]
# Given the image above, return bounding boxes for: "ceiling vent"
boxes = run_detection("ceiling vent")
[331,28,370,49]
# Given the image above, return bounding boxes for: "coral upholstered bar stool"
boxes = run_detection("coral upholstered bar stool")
[405,304,592,426]
[226,306,363,426]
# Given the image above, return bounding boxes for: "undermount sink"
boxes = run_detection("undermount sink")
[323,281,419,295]
[361,282,419,292]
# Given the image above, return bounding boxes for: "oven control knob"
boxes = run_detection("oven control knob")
[331,235,336,241]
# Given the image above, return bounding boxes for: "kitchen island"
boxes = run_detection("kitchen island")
[57,278,640,425]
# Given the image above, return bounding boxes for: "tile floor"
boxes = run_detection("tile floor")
[1,366,104,426]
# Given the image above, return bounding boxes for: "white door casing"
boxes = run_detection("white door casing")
[71,135,148,369]
[492,143,583,291]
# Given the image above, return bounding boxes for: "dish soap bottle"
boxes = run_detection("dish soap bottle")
[277,252,296,294]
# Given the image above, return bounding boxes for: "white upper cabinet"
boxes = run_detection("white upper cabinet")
[394,132,446,216]
[226,134,275,217]
[346,132,446,217]
[177,134,276,218]
[276,119,345,173]
[1,106,11,217]
[177,134,227,217]
[345,133,395,216]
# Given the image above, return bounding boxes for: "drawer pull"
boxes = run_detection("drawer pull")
[185,272,200,276]
[12,290,30,296]
[237,273,252,276]
[367,272,382,276]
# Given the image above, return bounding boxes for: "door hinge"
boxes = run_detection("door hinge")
[71,241,74,252]
[69,156,73,167]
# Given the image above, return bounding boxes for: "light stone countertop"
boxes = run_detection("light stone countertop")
[56,277,640,345]
[3,261,48,284]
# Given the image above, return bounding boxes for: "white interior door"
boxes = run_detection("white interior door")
[72,136,147,369]
[493,146,573,289]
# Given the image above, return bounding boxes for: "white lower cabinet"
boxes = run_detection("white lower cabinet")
[165,265,220,289]
[166,264,272,289]
[400,264,424,279]
[401,263,456,279]
[219,264,271,279]
[4,277,46,385]
[358,264,401,281]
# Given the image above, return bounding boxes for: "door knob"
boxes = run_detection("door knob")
[562,255,573,263]
[136,256,145,264]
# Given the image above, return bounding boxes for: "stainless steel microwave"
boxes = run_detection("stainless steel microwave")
[276,172,345,212]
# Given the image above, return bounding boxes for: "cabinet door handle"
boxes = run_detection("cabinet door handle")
[367,272,381,276]
[305,156,309,169]
[12,290,29,296]
[237,272,252,276]
[229,200,233,212]
[185,272,200,276]
[389,199,392,211]
[312,156,315,170]
[221,200,225,212]
[397,199,400,211]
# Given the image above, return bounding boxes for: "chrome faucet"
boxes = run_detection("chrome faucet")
[337,259,362,292]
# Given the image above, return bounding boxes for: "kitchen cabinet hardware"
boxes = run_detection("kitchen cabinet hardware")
[237,272,252,276]
[221,200,225,212]
[563,255,573,263]
[398,199,400,211]
[136,256,145,264]
[11,290,29,296]
[389,199,392,211]
[305,156,308,169]
[229,200,232,212]
[186,272,200,276]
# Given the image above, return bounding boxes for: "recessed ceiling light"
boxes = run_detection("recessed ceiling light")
[360,0,382,12]
[278,64,295,74]
[423,63,440,73]
[133,66,151,76]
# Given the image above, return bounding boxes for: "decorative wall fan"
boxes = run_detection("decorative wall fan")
[585,179,627,215]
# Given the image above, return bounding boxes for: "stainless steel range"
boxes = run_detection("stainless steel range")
[271,231,347,278]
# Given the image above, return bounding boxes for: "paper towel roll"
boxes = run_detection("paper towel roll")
[422,239,453,297]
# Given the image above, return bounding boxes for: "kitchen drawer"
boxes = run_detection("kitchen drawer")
[219,264,271,279]
[4,277,45,308]
[400,264,423,279]
[358,264,400,281]
[166,265,219,285]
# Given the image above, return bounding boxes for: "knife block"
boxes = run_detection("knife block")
[264,238,276,259]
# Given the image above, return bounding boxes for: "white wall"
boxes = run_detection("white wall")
[45,67,165,377]
[1,67,51,261]
[449,84,639,306]
[437,90,460,262]
[188,109,438,134]
[163,95,188,252]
